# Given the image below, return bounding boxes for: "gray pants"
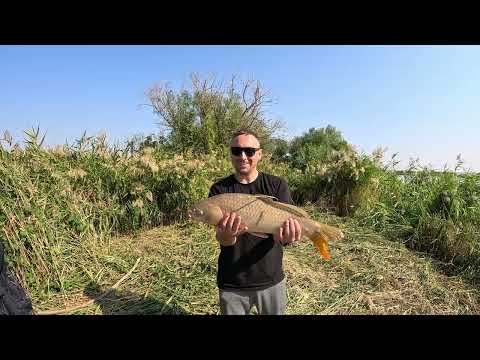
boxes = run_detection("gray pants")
[219,278,287,315]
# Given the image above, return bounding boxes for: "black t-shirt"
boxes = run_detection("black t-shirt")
[208,172,293,291]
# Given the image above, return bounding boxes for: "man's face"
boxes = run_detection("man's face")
[230,134,262,176]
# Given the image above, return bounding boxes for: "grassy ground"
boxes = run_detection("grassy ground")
[32,210,480,315]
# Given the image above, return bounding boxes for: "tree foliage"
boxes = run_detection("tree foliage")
[146,73,283,154]
[288,126,351,170]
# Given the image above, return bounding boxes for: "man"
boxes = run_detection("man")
[208,129,301,315]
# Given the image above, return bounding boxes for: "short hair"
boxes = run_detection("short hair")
[231,129,261,145]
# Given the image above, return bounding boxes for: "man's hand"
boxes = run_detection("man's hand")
[274,217,302,246]
[216,212,249,246]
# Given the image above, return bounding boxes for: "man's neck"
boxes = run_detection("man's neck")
[234,169,259,184]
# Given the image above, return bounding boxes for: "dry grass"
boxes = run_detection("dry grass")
[283,216,480,315]
[33,213,480,315]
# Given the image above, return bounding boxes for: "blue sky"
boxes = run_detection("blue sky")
[1,45,479,171]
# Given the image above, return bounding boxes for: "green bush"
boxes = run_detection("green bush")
[289,147,381,216]
[278,126,381,215]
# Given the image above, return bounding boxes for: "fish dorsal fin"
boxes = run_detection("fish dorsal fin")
[254,195,311,218]
[254,195,278,201]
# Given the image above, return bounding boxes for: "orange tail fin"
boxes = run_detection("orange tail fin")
[311,233,331,260]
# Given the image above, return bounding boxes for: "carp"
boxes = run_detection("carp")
[189,193,344,260]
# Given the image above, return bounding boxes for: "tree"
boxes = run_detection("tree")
[289,126,351,170]
[145,73,283,154]
[269,137,290,161]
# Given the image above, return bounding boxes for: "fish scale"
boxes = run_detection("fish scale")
[208,194,315,235]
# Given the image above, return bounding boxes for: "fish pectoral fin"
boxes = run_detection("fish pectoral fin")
[248,232,270,238]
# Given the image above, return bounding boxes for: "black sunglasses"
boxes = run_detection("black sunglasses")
[231,147,259,157]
